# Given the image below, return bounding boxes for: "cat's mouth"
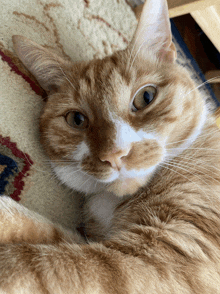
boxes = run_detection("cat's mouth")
[52,160,159,197]
[105,172,154,196]
[52,141,165,196]
[99,165,156,182]
[89,143,165,196]
[99,165,158,196]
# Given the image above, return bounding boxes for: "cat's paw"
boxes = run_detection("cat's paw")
[0,196,85,244]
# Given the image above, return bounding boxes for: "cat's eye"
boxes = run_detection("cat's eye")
[132,85,157,111]
[65,111,89,129]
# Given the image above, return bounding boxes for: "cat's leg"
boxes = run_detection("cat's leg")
[83,191,126,241]
[0,196,84,244]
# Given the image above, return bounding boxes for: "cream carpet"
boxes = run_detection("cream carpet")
[0,0,137,230]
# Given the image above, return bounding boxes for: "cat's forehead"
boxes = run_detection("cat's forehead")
[69,52,170,119]
[72,53,133,117]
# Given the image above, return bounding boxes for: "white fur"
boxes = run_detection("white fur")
[136,130,159,141]
[72,141,90,161]
[52,162,104,194]
[99,165,157,184]
[113,117,162,150]
[52,114,165,194]
[87,191,127,234]
[114,119,141,149]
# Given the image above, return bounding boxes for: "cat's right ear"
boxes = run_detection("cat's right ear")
[130,0,177,63]
[12,35,69,92]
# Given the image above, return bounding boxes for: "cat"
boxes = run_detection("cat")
[1,0,220,292]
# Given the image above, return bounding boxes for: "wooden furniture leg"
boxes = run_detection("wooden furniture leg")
[191,4,220,53]
[134,0,219,20]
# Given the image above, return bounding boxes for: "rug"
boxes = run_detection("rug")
[0,0,218,231]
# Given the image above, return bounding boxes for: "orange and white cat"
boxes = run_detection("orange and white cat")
[1,0,220,293]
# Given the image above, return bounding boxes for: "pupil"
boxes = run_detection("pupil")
[143,91,152,104]
[74,112,83,125]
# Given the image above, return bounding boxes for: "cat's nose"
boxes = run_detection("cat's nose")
[99,147,130,170]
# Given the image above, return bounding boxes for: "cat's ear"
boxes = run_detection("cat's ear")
[12,35,69,92]
[130,0,177,62]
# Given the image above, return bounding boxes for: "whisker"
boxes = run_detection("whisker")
[169,154,220,177]
[170,76,220,111]
[78,177,91,190]
[19,149,49,174]
[183,76,220,99]
[48,160,80,164]
[168,152,220,160]
[50,92,69,96]
[164,158,218,195]
[159,162,213,203]
[163,158,220,186]
[94,179,98,191]
[167,147,220,151]
[166,129,220,146]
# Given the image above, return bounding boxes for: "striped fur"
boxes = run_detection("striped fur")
[1,0,220,293]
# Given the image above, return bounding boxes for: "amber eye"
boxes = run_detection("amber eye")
[132,85,157,111]
[65,111,89,129]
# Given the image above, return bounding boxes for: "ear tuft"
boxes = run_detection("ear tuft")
[12,35,69,92]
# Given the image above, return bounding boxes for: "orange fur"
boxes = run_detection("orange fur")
[1,0,220,293]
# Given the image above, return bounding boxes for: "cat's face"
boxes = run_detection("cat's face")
[12,0,206,196]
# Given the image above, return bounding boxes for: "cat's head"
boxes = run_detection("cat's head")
[12,0,206,197]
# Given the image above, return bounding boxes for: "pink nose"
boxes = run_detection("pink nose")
[99,147,130,170]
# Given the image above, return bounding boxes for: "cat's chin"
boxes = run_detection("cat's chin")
[52,161,158,197]
[106,175,152,197]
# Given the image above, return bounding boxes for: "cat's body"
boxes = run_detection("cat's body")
[1,0,220,293]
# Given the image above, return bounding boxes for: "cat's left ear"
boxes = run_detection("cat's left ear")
[130,0,177,63]
[12,35,69,92]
